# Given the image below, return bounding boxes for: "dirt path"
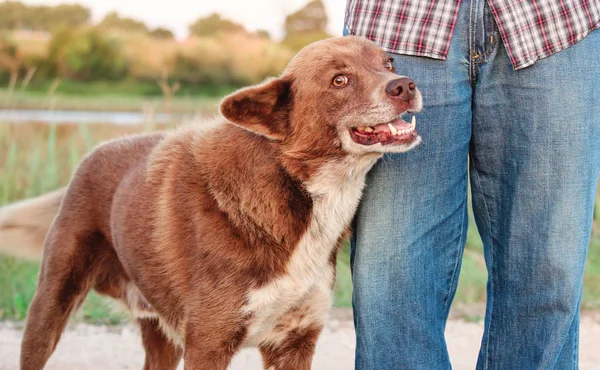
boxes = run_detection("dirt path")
[2,309,599,369]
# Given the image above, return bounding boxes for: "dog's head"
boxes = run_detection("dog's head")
[219,35,422,160]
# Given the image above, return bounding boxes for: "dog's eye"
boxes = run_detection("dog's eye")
[385,59,395,71]
[332,74,349,87]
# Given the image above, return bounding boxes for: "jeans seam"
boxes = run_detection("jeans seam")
[474,1,500,65]
[474,27,500,65]
[470,164,495,370]
[572,284,583,369]
[442,188,469,315]
[573,318,579,369]
[468,0,478,86]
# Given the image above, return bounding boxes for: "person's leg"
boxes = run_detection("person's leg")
[345,3,474,369]
[471,14,600,369]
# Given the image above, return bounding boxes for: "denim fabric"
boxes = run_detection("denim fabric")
[344,0,600,368]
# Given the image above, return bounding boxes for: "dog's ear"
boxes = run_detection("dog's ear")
[219,77,292,141]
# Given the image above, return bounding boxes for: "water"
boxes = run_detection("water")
[0,109,191,126]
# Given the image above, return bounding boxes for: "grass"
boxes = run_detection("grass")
[0,122,149,322]
[0,79,238,99]
[334,241,353,308]
[0,121,599,324]
[0,86,223,114]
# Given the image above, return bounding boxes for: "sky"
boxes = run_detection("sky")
[19,0,349,40]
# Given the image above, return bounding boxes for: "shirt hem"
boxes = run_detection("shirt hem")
[511,22,600,70]
[344,21,448,61]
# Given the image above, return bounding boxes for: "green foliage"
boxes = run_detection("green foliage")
[0,4,339,93]
[334,241,353,307]
[255,29,271,40]
[0,256,39,320]
[284,0,328,38]
[97,11,149,34]
[188,13,246,37]
[454,251,488,304]
[171,32,292,87]
[173,47,234,85]
[0,88,224,114]
[47,26,128,81]
[0,1,90,31]
[0,34,18,57]
[281,31,331,52]
[0,1,26,30]
[281,0,332,52]
[40,4,90,30]
[149,27,174,40]
[0,34,19,73]
[0,4,334,94]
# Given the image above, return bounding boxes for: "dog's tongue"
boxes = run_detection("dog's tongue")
[373,118,412,133]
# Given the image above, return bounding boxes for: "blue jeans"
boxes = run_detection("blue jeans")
[344,0,600,368]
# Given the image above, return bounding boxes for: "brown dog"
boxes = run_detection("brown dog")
[16,35,423,370]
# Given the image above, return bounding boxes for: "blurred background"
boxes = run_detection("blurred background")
[0,0,598,334]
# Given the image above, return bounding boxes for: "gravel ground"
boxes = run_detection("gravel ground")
[2,309,599,369]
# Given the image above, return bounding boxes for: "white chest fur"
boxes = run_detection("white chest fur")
[242,155,378,346]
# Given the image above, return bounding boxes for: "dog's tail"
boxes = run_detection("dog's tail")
[0,188,66,262]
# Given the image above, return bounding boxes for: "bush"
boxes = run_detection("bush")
[47,26,128,81]
[0,34,18,72]
[111,31,177,82]
[281,31,331,52]
[2,25,313,95]
[173,32,293,86]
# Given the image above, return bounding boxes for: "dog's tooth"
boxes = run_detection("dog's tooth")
[364,126,374,132]
[411,116,416,129]
[387,123,397,135]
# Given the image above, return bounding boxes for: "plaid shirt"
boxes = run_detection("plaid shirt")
[344,0,600,69]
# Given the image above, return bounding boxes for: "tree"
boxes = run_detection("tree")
[157,70,180,113]
[0,1,90,31]
[284,0,328,37]
[255,29,271,40]
[149,27,174,40]
[47,26,128,82]
[44,4,90,30]
[0,1,27,30]
[98,11,148,34]
[188,13,246,37]
[281,0,331,52]
[0,33,36,92]
[0,35,21,92]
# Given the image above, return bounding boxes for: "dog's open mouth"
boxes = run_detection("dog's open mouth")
[349,116,418,146]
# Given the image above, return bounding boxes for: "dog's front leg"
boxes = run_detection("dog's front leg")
[182,318,247,370]
[257,282,331,370]
[258,323,323,370]
[139,318,182,370]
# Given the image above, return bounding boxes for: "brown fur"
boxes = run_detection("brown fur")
[11,35,424,370]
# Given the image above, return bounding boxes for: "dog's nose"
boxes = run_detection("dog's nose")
[386,77,416,101]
